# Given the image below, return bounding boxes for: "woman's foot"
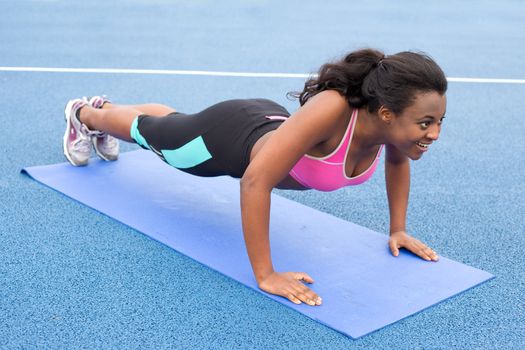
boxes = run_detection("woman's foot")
[63,99,100,166]
[87,95,119,161]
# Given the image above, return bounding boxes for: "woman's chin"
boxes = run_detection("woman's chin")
[406,150,424,161]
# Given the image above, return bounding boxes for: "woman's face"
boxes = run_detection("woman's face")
[387,91,447,160]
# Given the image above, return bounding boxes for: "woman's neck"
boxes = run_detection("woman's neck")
[354,107,390,149]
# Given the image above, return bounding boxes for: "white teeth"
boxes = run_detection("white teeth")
[416,142,429,148]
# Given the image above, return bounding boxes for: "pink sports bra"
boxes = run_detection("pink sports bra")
[282,108,383,192]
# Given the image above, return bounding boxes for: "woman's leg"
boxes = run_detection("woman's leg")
[102,102,177,116]
[78,106,139,142]
[78,103,177,142]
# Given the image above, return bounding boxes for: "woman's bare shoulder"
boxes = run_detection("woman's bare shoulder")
[301,89,349,110]
[289,90,349,129]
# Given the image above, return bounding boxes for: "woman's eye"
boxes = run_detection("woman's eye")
[420,122,430,129]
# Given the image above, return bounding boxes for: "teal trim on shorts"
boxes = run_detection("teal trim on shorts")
[130,117,150,150]
[161,136,212,169]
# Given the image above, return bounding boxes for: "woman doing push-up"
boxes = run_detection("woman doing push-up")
[62,48,448,307]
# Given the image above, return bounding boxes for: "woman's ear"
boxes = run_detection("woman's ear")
[378,105,395,124]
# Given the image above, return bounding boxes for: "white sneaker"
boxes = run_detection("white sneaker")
[63,99,100,166]
[87,95,110,109]
[87,95,119,161]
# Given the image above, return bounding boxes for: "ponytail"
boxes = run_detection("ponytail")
[289,48,447,114]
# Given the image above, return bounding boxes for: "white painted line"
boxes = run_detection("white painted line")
[0,66,309,78]
[446,77,525,84]
[1,66,525,84]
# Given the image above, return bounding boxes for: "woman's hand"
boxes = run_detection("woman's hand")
[389,231,439,262]
[258,272,322,306]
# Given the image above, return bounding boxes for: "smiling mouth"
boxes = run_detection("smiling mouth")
[416,141,430,150]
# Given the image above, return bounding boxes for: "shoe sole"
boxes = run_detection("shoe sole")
[63,99,88,166]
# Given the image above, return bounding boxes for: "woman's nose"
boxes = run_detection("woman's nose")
[427,125,440,141]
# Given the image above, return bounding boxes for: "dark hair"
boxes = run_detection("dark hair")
[288,48,447,114]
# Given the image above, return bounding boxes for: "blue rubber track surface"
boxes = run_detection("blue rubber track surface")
[1,0,524,349]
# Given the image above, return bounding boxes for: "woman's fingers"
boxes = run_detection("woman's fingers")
[275,272,320,306]
[290,281,322,306]
[259,272,322,306]
[414,242,433,261]
[410,242,439,262]
[293,272,314,284]
[424,247,439,261]
[390,235,439,262]
[290,291,321,306]
[286,293,302,305]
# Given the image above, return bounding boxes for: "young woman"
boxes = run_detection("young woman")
[63,48,447,307]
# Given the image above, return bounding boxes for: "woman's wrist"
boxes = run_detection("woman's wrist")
[254,267,275,284]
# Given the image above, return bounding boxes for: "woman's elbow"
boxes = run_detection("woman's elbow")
[240,169,272,193]
[240,171,259,191]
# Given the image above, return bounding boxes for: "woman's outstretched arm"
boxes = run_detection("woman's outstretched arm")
[240,90,347,306]
[385,144,439,261]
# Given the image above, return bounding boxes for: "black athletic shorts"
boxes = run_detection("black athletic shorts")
[130,98,291,178]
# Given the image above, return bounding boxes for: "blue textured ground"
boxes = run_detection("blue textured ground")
[1,0,524,348]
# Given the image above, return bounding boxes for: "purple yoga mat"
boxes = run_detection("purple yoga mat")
[22,150,494,339]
